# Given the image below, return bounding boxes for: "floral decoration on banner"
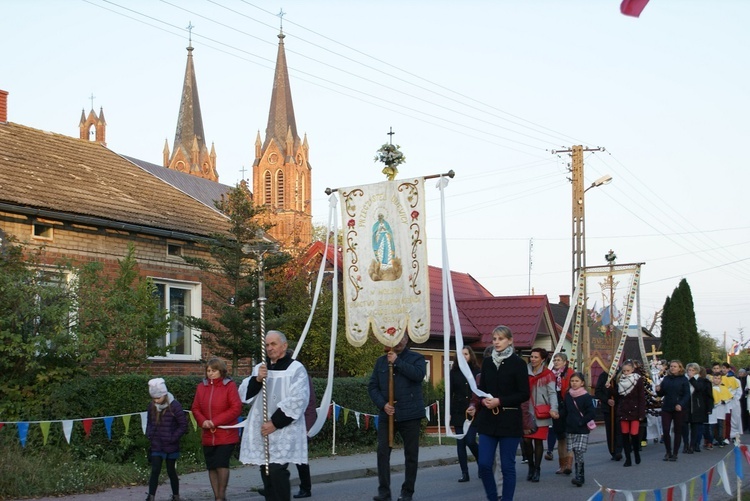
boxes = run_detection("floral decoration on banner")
[374,143,406,180]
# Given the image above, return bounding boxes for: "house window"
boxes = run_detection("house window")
[276,171,285,207]
[264,171,272,206]
[153,279,201,360]
[167,244,183,258]
[33,223,53,240]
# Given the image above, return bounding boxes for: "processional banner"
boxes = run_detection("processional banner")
[338,178,430,347]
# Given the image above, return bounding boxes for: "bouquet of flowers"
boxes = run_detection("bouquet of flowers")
[374,143,406,180]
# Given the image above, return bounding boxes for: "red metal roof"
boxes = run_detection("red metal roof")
[457,295,556,349]
[428,266,493,340]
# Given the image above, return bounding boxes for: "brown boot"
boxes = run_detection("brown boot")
[563,455,573,475]
[555,455,566,474]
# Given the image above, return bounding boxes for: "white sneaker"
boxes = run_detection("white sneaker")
[723,439,730,445]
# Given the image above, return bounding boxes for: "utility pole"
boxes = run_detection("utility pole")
[552,145,605,388]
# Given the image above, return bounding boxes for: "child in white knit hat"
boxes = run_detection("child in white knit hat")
[146,378,188,501]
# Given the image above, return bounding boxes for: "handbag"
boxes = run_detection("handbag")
[534,403,552,420]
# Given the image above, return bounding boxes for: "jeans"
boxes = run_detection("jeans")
[478,434,520,501]
[377,417,420,498]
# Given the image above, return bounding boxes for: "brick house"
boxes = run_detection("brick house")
[0,31,308,375]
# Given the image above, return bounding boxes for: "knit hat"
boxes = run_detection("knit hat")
[148,378,168,398]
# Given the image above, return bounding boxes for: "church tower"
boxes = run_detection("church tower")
[253,31,312,248]
[79,107,106,146]
[164,41,218,182]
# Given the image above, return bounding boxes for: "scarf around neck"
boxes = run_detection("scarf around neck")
[618,373,640,397]
[568,387,587,398]
[492,345,514,368]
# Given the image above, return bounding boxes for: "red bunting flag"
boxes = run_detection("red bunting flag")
[82,418,94,437]
[327,405,332,419]
[0,423,4,432]
[620,0,650,17]
[707,466,715,492]
[666,486,674,501]
[364,414,370,430]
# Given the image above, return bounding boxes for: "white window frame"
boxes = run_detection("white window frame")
[150,278,202,361]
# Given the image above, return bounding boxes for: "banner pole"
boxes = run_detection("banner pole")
[324,169,455,194]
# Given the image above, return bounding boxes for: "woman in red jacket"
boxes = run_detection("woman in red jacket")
[191,358,242,501]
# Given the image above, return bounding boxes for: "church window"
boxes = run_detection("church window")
[264,171,272,205]
[277,171,285,207]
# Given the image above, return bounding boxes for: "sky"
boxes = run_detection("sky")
[2,0,749,345]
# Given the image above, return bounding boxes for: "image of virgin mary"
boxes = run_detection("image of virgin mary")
[369,213,402,281]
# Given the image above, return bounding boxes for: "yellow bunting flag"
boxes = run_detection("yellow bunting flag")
[39,421,51,445]
[188,411,197,432]
[122,414,131,435]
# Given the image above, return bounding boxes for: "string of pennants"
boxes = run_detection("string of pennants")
[0,401,441,448]
[585,443,750,501]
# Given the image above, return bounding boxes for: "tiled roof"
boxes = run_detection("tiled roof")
[458,295,555,349]
[0,122,229,238]
[428,266,493,340]
[123,155,231,212]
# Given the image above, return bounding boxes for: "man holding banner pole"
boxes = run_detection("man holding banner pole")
[368,335,426,501]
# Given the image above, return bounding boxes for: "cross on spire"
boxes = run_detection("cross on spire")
[186,21,194,46]
[277,8,286,33]
[239,165,247,180]
[387,127,395,145]
[88,93,96,111]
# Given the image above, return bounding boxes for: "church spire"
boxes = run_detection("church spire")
[263,31,299,159]
[166,33,218,182]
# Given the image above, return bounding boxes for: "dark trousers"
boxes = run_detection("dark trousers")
[602,410,623,457]
[661,409,684,456]
[296,463,311,492]
[377,417,420,498]
[148,456,178,496]
[456,421,478,475]
[261,462,291,501]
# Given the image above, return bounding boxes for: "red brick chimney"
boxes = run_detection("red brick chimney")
[0,90,8,123]
[559,294,570,306]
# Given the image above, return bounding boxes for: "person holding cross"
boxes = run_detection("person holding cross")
[368,334,426,501]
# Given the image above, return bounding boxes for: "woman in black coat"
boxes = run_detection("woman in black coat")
[450,346,480,482]
[472,325,530,501]
[685,362,713,453]
[655,360,691,461]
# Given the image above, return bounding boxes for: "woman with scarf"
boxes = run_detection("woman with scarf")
[450,346,480,482]
[471,325,530,501]
[550,352,575,475]
[614,360,646,467]
[655,360,690,461]
[522,347,558,482]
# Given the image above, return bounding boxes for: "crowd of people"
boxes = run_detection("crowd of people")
[142,327,750,501]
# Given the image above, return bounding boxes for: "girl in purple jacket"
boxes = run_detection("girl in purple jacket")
[146,378,188,501]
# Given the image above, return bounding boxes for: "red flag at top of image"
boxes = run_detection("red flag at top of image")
[621,0,650,17]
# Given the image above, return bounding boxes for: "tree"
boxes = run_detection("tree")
[183,183,279,375]
[76,243,171,374]
[660,279,700,364]
[0,235,100,417]
[698,329,723,367]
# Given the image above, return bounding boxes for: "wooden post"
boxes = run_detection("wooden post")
[389,359,395,447]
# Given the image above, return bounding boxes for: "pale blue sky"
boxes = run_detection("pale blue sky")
[2,1,748,344]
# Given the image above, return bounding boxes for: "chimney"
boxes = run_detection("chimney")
[559,294,570,306]
[0,90,8,123]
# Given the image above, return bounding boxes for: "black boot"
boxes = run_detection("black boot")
[632,435,641,465]
[579,462,585,485]
[622,436,632,467]
[527,458,535,481]
[531,467,540,482]
[458,472,470,483]
[571,463,582,487]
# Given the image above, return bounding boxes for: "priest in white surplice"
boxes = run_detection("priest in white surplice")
[239,331,310,501]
